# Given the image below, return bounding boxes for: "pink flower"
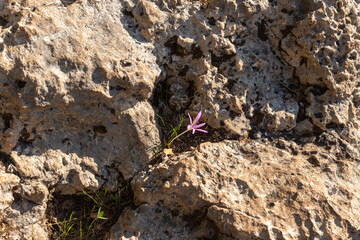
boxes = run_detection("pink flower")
[187,111,208,134]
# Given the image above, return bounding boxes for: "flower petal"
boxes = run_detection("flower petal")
[195,128,208,133]
[193,111,202,125]
[192,129,196,134]
[194,123,206,128]
[188,113,193,126]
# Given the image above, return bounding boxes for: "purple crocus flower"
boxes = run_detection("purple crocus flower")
[187,111,208,134]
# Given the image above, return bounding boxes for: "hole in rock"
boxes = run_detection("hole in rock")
[257,19,268,41]
[61,0,77,7]
[123,9,134,17]
[307,155,320,166]
[348,52,357,60]
[93,124,107,134]
[164,36,188,56]
[300,57,307,66]
[191,44,203,59]
[314,113,322,119]
[178,65,189,77]
[18,128,33,145]
[110,85,126,92]
[267,202,275,208]
[0,152,11,167]
[210,51,235,69]
[207,17,216,26]
[280,25,294,38]
[58,59,76,74]
[15,79,26,89]
[120,60,132,67]
[311,84,328,96]
[2,113,13,132]
[91,67,107,84]
[224,79,236,91]
[325,122,344,130]
[296,103,308,123]
[0,16,9,27]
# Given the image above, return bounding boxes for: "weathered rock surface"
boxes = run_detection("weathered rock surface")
[108,203,216,240]
[108,0,360,238]
[130,0,360,145]
[0,0,160,238]
[116,138,360,239]
[0,0,360,239]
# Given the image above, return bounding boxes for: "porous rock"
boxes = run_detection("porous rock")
[125,0,360,147]
[1,0,360,238]
[126,139,360,239]
[0,0,160,238]
[108,203,216,240]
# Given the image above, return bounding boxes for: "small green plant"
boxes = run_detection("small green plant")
[167,115,185,148]
[157,114,166,126]
[109,181,121,204]
[81,188,108,206]
[79,207,107,239]
[49,181,132,240]
[77,189,109,239]
[152,144,163,158]
[56,212,75,240]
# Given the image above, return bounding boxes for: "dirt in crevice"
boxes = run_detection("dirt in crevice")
[0,152,12,169]
[46,177,134,240]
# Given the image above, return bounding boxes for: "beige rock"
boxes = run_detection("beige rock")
[6,221,48,240]
[0,0,161,237]
[108,203,212,240]
[133,0,168,41]
[270,0,360,142]
[0,0,161,174]
[295,119,314,136]
[130,140,360,239]
[17,181,49,205]
[0,171,20,212]
[0,0,360,238]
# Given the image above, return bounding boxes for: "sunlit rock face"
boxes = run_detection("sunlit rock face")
[0,0,359,239]
[0,0,160,238]
[117,139,360,239]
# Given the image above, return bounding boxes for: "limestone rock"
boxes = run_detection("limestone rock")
[123,0,360,150]
[129,140,360,239]
[108,203,215,240]
[268,0,360,142]
[0,0,160,238]
[0,0,360,238]
[0,170,20,212]
[17,181,49,205]
[0,0,161,177]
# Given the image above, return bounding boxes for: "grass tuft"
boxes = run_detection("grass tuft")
[47,180,133,240]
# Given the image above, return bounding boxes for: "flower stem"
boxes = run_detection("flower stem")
[167,129,190,148]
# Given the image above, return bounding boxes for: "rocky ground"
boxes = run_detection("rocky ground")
[0,0,359,239]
